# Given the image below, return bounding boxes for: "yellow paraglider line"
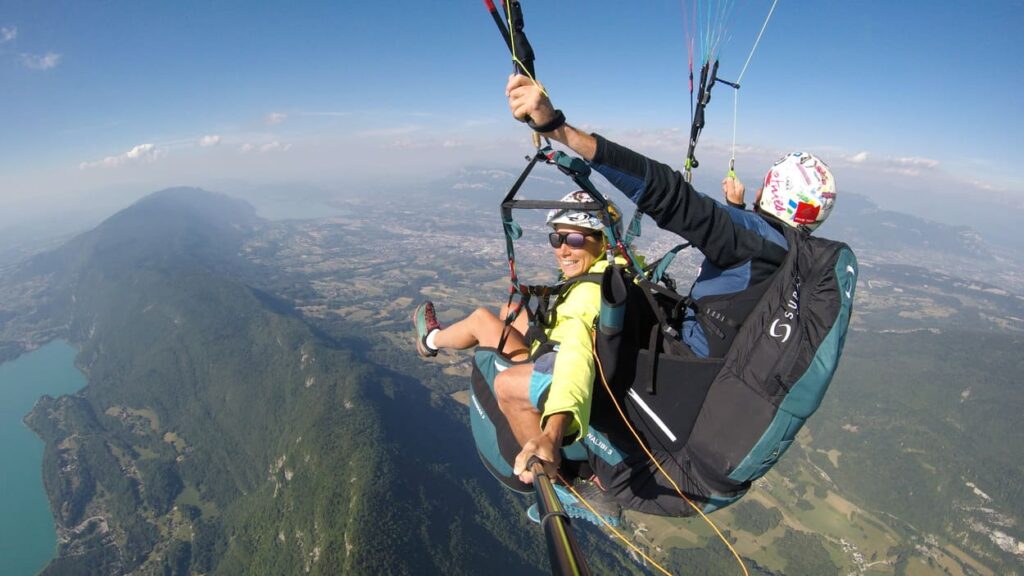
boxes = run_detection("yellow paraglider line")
[580,330,752,576]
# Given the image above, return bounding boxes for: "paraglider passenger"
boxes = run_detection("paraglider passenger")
[413,192,631,525]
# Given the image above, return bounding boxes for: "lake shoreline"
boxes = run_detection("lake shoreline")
[0,340,86,576]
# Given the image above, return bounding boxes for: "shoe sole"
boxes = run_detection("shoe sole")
[527,500,620,529]
[412,305,437,358]
[552,484,621,528]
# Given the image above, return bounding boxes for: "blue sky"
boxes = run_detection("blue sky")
[2,0,1022,235]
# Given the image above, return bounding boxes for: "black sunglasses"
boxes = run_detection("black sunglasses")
[548,231,598,249]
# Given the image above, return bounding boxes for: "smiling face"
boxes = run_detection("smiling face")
[551,224,604,279]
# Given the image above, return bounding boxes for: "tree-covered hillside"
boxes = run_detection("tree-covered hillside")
[811,329,1024,568]
[7,186,1024,575]
[19,189,641,575]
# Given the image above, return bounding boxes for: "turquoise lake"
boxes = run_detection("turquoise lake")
[0,341,86,576]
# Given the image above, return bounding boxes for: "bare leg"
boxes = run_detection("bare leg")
[432,306,530,361]
[494,363,543,445]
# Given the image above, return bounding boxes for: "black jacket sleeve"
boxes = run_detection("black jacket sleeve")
[592,134,777,270]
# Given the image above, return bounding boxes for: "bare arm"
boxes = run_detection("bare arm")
[513,412,571,484]
[506,74,771,269]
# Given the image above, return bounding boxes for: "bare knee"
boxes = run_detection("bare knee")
[494,370,514,404]
[470,306,499,324]
[495,366,535,411]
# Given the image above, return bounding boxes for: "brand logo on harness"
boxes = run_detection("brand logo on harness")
[769,319,792,342]
[844,264,856,299]
[586,431,613,457]
[769,278,801,343]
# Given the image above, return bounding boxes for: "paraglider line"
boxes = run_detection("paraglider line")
[730,0,779,176]
[557,475,675,576]
[591,331,751,576]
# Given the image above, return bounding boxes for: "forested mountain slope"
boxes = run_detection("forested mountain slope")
[19,189,637,575]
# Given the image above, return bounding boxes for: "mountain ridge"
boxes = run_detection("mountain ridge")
[18,187,635,575]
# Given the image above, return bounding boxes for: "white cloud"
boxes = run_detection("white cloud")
[891,156,940,169]
[614,127,689,152]
[832,150,941,177]
[0,26,16,43]
[239,141,291,153]
[298,111,352,118]
[881,156,940,176]
[260,141,291,153]
[357,125,421,138]
[79,143,166,169]
[20,52,61,70]
[967,179,1004,192]
[385,138,425,150]
[198,134,222,147]
[265,112,288,125]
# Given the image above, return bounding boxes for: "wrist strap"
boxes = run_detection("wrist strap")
[528,109,566,133]
[727,200,746,209]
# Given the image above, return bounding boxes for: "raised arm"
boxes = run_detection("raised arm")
[506,75,597,160]
[505,74,772,269]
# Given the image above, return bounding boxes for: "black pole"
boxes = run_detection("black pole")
[529,457,591,576]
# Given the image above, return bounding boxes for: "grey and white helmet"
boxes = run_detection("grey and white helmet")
[545,190,623,239]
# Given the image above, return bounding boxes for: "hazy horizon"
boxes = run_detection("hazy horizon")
[3,1,1023,251]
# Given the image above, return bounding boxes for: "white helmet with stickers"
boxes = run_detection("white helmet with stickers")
[545,190,623,239]
[758,152,836,231]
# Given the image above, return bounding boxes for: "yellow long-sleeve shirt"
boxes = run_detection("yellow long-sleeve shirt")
[531,258,620,442]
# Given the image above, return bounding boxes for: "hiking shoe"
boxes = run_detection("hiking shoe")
[412,301,441,358]
[526,483,621,528]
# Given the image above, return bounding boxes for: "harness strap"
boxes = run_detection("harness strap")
[498,290,531,355]
[645,324,661,395]
[647,242,691,286]
[498,273,603,357]
[690,300,738,341]
[624,209,644,246]
[500,151,545,296]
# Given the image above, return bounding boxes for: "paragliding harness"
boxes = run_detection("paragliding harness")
[586,223,858,514]
[467,142,652,492]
